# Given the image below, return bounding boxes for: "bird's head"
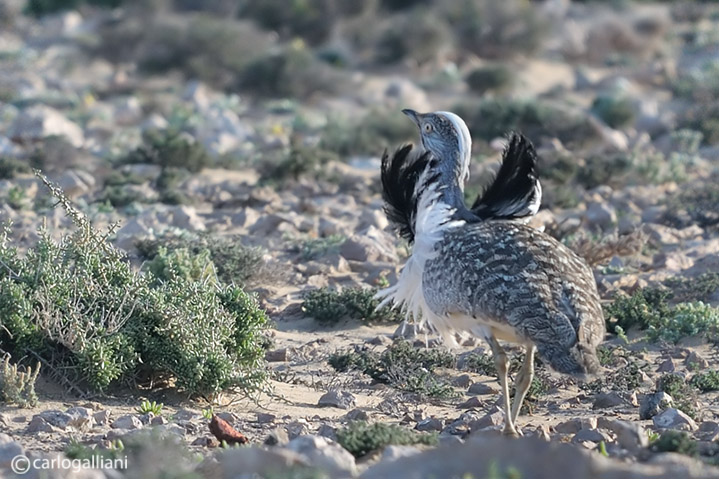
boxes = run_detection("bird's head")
[402,109,472,187]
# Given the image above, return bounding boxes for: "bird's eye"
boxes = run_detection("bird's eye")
[423,123,433,133]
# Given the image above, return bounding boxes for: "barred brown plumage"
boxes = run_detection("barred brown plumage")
[377,109,605,436]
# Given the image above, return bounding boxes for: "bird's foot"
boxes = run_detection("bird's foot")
[502,426,522,438]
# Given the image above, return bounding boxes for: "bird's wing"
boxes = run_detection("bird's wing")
[470,133,541,221]
[380,144,432,244]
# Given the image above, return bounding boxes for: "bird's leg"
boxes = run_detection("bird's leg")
[510,345,535,425]
[487,336,518,437]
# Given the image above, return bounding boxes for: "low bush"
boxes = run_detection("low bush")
[336,421,438,458]
[651,430,697,456]
[465,64,514,95]
[120,129,210,173]
[591,94,635,129]
[0,355,40,407]
[690,370,719,393]
[656,374,699,420]
[0,173,268,397]
[302,287,403,324]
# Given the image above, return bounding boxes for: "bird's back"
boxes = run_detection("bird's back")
[422,220,605,376]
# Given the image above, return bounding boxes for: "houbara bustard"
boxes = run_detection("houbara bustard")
[376,110,605,436]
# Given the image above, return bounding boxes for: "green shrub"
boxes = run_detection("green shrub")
[444,0,548,59]
[0,355,40,407]
[24,0,122,17]
[604,288,671,332]
[336,421,438,458]
[320,109,417,157]
[651,430,697,456]
[656,374,698,419]
[120,129,210,173]
[0,157,31,179]
[328,340,456,398]
[647,302,719,343]
[136,232,267,287]
[591,94,635,129]
[302,287,403,324]
[454,98,597,147]
[465,65,514,95]
[0,173,268,396]
[582,361,646,395]
[238,42,345,99]
[260,142,340,183]
[137,400,163,415]
[374,10,450,65]
[690,370,719,393]
[663,182,719,229]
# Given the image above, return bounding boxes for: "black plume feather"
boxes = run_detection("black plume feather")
[471,133,541,220]
[381,144,433,244]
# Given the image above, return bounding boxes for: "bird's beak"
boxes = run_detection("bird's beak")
[402,109,420,126]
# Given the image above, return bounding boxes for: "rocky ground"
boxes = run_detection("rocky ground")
[2,0,719,478]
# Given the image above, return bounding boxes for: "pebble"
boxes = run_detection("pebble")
[592,391,626,409]
[639,391,673,420]
[318,390,356,410]
[652,408,698,431]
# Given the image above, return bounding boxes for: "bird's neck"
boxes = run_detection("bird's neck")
[435,150,470,213]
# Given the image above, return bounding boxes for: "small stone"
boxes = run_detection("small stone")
[572,428,611,443]
[9,105,84,147]
[170,206,206,231]
[585,201,617,231]
[344,409,369,422]
[111,415,143,430]
[151,416,168,426]
[318,390,356,410]
[597,417,648,453]
[27,416,57,433]
[265,348,288,362]
[468,383,499,396]
[216,412,237,425]
[367,335,393,346]
[256,413,277,424]
[470,407,505,431]
[138,412,154,425]
[457,397,483,409]
[416,418,444,432]
[191,436,216,447]
[453,374,472,388]
[657,357,675,373]
[36,410,73,429]
[317,424,337,441]
[555,417,598,434]
[286,435,357,477]
[93,410,111,425]
[65,407,95,431]
[639,392,673,420]
[380,445,422,462]
[264,427,289,446]
[653,408,697,431]
[593,392,626,409]
[685,351,709,370]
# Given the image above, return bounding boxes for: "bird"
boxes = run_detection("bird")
[376,110,605,436]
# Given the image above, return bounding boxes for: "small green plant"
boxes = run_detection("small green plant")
[604,288,671,332]
[137,400,163,416]
[297,234,346,260]
[614,325,629,343]
[0,157,31,179]
[656,374,698,420]
[6,185,28,210]
[302,287,403,324]
[690,370,719,393]
[0,355,40,407]
[650,430,697,456]
[120,129,211,173]
[202,408,214,420]
[328,341,456,399]
[591,94,635,129]
[486,461,523,479]
[463,352,497,376]
[647,302,719,343]
[664,273,719,303]
[65,438,125,462]
[336,421,438,458]
[582,361,647,395]
[465,64,514,95]
[647,430,660,443]
[598,441,609,458]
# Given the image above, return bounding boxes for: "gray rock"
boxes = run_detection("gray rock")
[169,205,206,231]
[93,410,111,425]
[452,374,472,388]
[392,321,426,339]
[657,357,675,373]
[111,415,143,430]
[416,418,443,432]
[381,445,423,463]
[639,391,673,420]
[65,406,95,431]
[36,410,74,429]
[593,392,626,409]
[256,413,277,424]
[318,390,356,410]
[9,105,84,147]
[151,416,168,426]
[469,407,505,431]
[265,427,289,446]
[467,383,499,396]
[174,409,200,421]
[317,424,338,441]
[344,409,369,422]
[653,408,698,431]
[597,417,648,453]
[286,435,357,477]
[585,201,617,231]
[213,447,308,477]
[572,428,611,443]
[685,351,709,370]
[457,397,483,409]
[555,417,598,434]
[340,226,397,262]
[0,433,23,468]
[27,416,57,433]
